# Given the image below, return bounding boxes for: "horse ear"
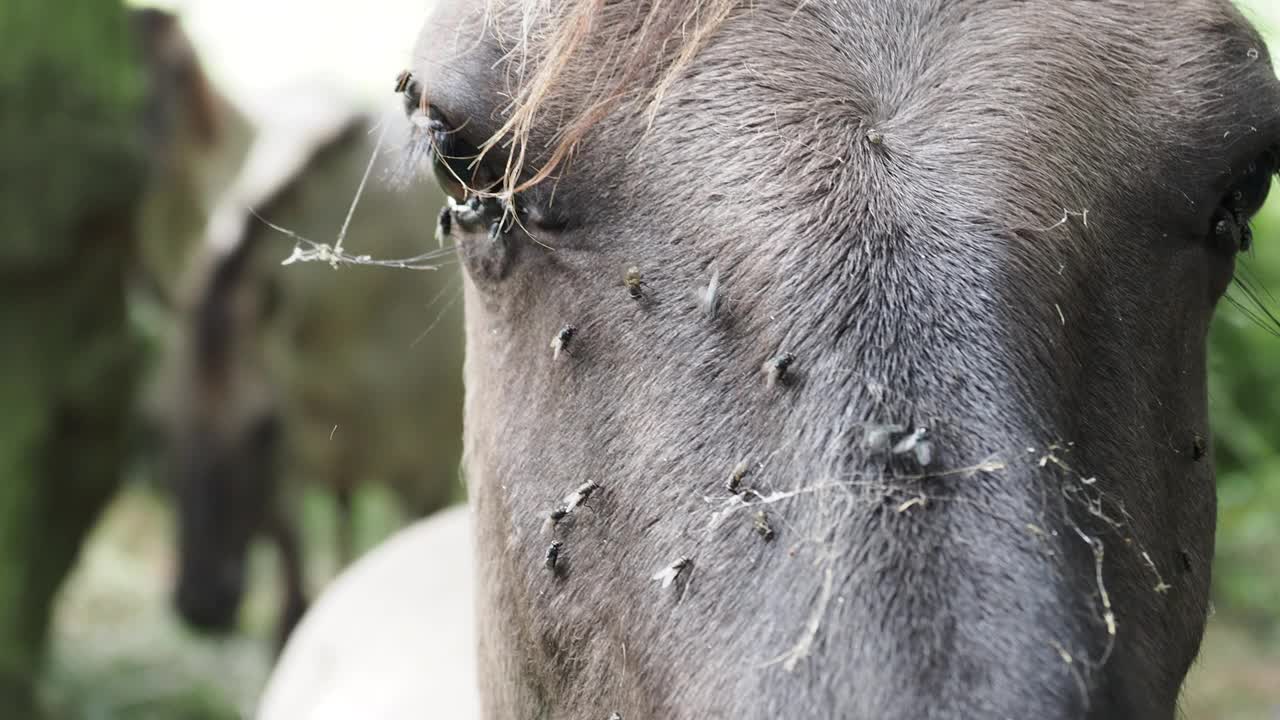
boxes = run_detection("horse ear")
[177,43,223,147]
[145,8,223,146]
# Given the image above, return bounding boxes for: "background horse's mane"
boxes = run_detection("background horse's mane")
[481,0,739,194]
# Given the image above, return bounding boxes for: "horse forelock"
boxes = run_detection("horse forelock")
[477,0,740,194]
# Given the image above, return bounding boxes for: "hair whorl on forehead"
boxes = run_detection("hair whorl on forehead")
[481,0,738,196]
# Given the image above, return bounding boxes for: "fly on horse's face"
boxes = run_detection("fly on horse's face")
[410,1,1280,717]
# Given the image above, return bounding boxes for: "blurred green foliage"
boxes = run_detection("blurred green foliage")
[0,0,145,267]
[1208,179,1280,629]
[0,1,148,716]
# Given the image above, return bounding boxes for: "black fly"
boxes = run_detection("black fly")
[545,541,563,575]
[763,352,796,388]
[552,325,577,360]
[624,266,647,300]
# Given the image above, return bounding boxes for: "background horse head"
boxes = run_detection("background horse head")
[161,99,464,645]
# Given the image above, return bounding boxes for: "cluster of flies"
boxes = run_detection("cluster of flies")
[548,266,799,390]
[541,480,602,577]
[534,290,936,586]
[725,461,776,541]
[536,263,799,589]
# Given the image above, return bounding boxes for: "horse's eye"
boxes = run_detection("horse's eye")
[394,71,494,202]
[1211,148,1276,254]
[416,106,481,202]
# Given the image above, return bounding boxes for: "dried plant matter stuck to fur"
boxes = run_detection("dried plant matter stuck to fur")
[699,271,722,319]
[563,480,600,511]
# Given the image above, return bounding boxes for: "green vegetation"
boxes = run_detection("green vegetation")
[1209,184,1280,631]
[1215,0,1280,635]
[0,0,147,715]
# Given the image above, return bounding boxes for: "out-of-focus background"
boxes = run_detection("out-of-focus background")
[0,0,1277,718]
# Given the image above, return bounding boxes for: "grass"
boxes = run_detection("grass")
[43,481,407,720]
[44,487,267,720]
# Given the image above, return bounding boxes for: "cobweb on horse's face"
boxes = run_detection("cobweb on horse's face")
[255,107,462,273]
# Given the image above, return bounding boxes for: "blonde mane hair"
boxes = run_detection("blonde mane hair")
[480,0,740,196]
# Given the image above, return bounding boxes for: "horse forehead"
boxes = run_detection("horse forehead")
[669,3,1206,151]
[420,0,1262,140]
[412,0,507,135]
[546,0,1272,240]
[414,0,1274,235]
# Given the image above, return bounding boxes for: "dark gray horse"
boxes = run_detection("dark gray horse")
[408,0,1278,717]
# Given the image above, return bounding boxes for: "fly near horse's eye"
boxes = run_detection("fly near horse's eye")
[1210,148,1277,255]
[395,69,419,114]
[1211,208,1248,255]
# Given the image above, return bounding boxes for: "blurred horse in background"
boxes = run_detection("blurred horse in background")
[131,9,465,645]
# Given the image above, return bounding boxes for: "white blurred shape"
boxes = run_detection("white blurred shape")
[257,505,479,720]
[128,0,437,111]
